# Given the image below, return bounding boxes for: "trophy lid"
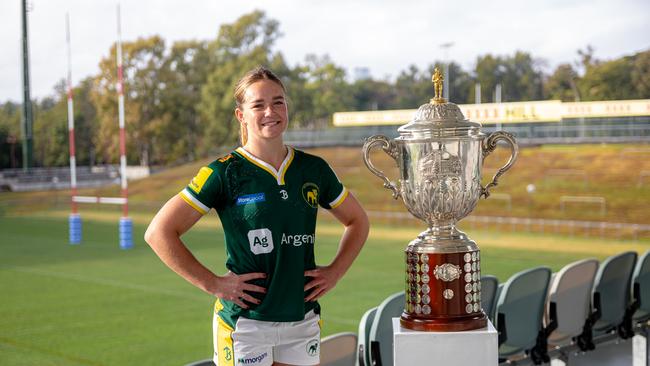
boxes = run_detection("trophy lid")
[397,68,481,139]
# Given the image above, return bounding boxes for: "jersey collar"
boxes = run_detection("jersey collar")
[235,146,295,186]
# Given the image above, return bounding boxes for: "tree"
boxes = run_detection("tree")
[297,54,351,126]
[393,65,431,108]
[632,49,650,99]
[92,35,167,166]
[578,57,636,100]
[349,78,395,111]
[198,10,286,149]
[473,54,503,103]
[545,63,580,101]
[473,52,544,103]
[154,40,211,163]
[32,89,68,167]
[0,102,22,168]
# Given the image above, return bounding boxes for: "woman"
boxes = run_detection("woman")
[144,66,369,366]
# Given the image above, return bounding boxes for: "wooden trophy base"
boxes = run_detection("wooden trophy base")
[400,311,487,332]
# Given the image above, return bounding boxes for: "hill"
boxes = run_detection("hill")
[2,144,650,227]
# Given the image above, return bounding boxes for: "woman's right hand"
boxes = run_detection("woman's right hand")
[210,271,267,309]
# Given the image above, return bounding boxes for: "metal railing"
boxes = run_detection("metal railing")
[284,118,650,147]
[364,210,650,241]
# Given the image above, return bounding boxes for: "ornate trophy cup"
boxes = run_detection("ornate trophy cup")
[362,68,519,331]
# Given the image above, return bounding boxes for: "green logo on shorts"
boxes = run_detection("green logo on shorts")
[306,339,319,356]
[223,346,232,361]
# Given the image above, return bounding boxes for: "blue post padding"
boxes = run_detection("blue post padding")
[69,213,82,244]
[119,217,133,250]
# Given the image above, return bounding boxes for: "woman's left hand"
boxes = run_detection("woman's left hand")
[304,265,343,302]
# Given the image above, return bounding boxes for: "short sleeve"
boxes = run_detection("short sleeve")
[318,159,348,210]
[179,164,222,215]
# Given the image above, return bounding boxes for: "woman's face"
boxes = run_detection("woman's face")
[235,79,288,144]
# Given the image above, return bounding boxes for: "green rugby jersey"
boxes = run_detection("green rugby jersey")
[180,146,348,328]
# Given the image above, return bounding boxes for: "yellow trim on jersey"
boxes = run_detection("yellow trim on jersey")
[278,148,294,185]
[214,298,224,313]
[179,189,209,215]
[189,166,213,194]
[329,187,349,209]
[216,316,235,366]
[236,146,294,185]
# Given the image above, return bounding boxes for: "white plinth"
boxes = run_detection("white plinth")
[393,318,498,366]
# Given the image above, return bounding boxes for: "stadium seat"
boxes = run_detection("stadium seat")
[546,259,600,346]
[632,251,650,322]
[527,259,600,363]
[321,332,358,366]
[494,266,551,363]
[493,283,504,323]
[593,251,637,337]
[576,251,637,350]
[183,359,213,366]
[368,292,405,366]
[480,275,499,324]
[356,306,377,366]
[625,250,650,334]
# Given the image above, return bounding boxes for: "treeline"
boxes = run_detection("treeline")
[1,10,649,169]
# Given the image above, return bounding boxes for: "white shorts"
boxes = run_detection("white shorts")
[213,310,321,366]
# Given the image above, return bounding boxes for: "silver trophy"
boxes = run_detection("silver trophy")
[362,68,518,331]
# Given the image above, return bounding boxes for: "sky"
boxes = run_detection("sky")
[1,0,649,102]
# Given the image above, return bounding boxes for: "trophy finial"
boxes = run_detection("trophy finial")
[431,67,446,104]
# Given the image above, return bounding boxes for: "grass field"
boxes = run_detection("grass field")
[1,213,648,365]
[2,143,649,364]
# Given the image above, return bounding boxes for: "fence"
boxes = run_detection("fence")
[1,194,649,241]
[364,210,650,241]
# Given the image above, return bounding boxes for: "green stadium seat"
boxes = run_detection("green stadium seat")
[632,251,650,325]
[321,332,358,366]
[576,251,637,351]
[368,292,405,366]
[618,250,650,337]
[480,275,499,324]
[593,251,637,337]
[494,266,551,362]
[356,306,377,366]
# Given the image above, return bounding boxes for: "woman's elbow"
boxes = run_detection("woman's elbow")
[143,223,158,247]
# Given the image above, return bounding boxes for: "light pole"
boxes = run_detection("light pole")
[439,42,454,101]
[21,0,34,171]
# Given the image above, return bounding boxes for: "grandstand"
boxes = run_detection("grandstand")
[284,99,650,147]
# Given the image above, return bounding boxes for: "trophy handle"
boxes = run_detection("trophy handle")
[362,135,401,199]
[481,131,519,198]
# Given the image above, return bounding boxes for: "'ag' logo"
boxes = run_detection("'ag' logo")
[306,339,319,357]
[248,228,274,255]
[301,183,319,208]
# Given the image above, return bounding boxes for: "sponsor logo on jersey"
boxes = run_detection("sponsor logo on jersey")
[223,346,232,361]
[189,166,213,194]
[237,352,268,364]
[281,233,315,247]
[301,183,319,208]
[306,339,319,356]
[218,154,234,163]
[248,228,274,254]
[279,189,288,200]
[236,193,266,205]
